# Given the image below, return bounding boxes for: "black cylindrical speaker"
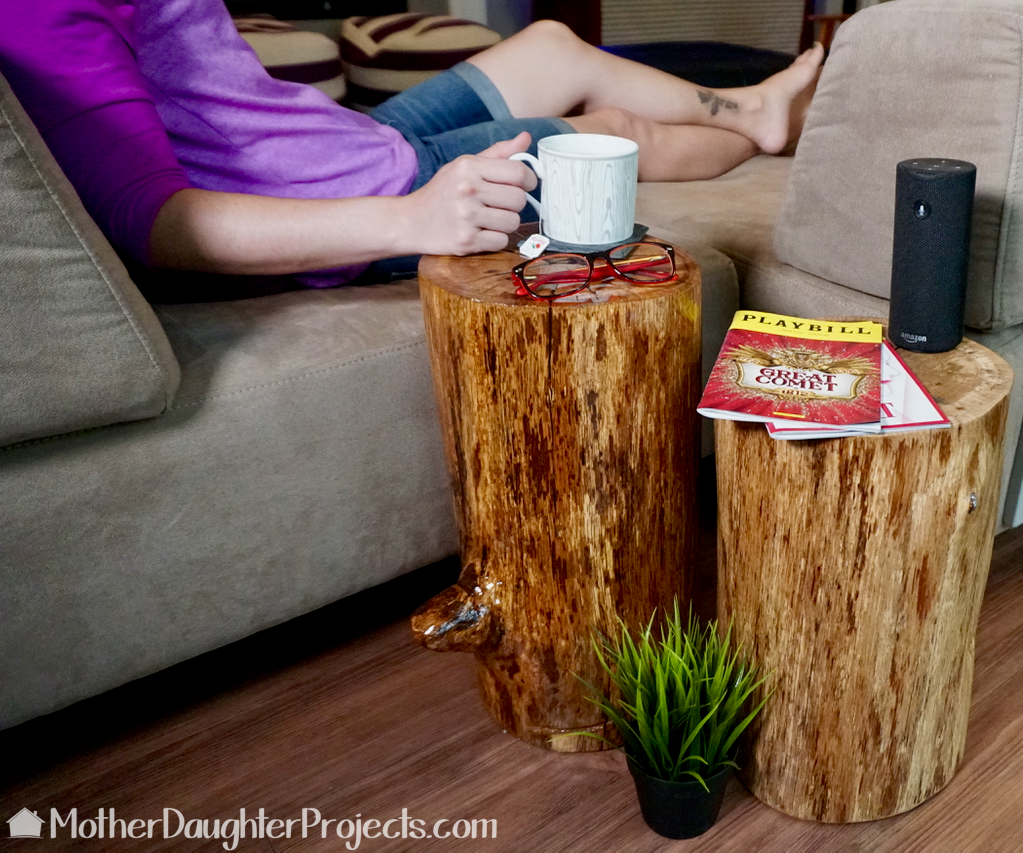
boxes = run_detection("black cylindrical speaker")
[888,158,976,353]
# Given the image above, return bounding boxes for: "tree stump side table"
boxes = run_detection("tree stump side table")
[717,337,1013,822]
[411,243,701,751]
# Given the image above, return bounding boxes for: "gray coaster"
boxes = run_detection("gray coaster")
[520,223,650,254]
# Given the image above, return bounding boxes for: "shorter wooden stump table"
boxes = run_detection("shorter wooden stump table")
[411,242,701,751]
[717,338,1013,822]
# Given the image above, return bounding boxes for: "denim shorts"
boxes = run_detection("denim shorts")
[364,64,572,279]
[371,62,574,191]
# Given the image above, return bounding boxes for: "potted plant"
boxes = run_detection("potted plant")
[583,602,771,839]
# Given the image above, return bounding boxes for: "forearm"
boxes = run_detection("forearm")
[147,136,536,276]
[148,189,421,275]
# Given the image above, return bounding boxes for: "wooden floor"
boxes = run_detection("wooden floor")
[3,465,1023,852]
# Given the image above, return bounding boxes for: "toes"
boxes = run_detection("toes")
[796,42,826,68]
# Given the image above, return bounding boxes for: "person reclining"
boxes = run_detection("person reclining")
[0,0,823,297]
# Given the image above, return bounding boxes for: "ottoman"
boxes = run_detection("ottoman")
[339,13,501,113]
[235,15,347,102]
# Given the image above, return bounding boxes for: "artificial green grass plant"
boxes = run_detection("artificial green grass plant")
[585,601,772,789]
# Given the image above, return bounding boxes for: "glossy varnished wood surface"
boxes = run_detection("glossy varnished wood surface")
[413,246,701,750]
[2,462,1023,851]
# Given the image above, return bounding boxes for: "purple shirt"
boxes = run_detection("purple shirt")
[0,0,418,285]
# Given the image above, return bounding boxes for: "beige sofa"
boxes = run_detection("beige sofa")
[0,69,466,730]
[0,57,738,731]
[2,0,1021,731]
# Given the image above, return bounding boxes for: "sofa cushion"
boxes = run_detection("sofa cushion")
[0,279,458,728]
[339,14,501,113]
[637,155,890,321]
[773,0,1023,332]
[0,73,180,448]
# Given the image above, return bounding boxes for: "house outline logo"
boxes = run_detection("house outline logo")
[7,808,44,839]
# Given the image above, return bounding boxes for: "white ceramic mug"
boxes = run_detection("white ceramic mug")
[511,133,639,248]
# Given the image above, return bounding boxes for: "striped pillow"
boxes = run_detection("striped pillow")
[340,14,501,113]
[236,16,347,102]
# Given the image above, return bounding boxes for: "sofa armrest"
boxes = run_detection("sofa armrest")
[0,73,180,448]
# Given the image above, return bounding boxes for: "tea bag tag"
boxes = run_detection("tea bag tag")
[519,233,550,259]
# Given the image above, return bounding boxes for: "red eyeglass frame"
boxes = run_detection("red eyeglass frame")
[511,242,677,301]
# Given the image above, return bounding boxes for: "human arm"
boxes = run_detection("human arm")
[0,1,192,266]
[149,132,538,274]
[0,0,535,278]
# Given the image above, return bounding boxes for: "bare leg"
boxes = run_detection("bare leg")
[468,20,824,155]
[565,113,757,182]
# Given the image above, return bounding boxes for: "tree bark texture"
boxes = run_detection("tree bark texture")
[717,337,1013,821]
[412,244,701,750]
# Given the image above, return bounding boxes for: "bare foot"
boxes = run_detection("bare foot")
[709,43,825,155]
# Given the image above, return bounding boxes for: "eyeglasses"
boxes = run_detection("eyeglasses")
[512,242,677,301]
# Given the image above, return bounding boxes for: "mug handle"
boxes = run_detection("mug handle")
[510,152,542,216]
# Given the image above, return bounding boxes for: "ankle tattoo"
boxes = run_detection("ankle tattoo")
[697,89,739,116]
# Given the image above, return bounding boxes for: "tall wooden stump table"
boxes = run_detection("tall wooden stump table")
[717,337,1013,821]
[412,241,701,751]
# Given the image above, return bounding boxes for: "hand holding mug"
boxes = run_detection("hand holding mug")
[511,133,639,248]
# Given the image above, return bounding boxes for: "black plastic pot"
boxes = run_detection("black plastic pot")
[626,758,731,839]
